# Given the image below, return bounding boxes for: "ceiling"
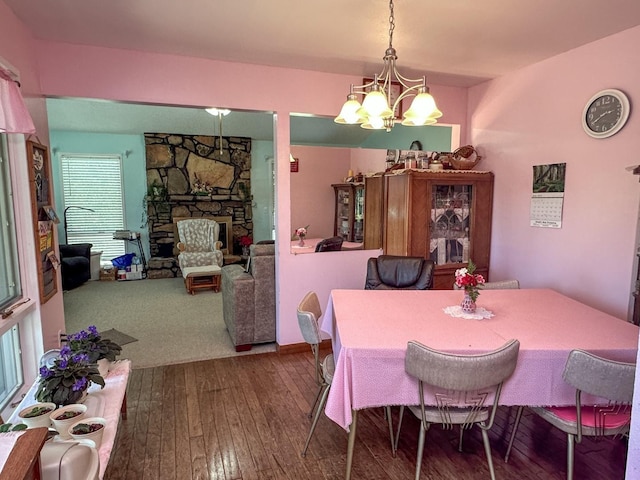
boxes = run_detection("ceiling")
[7,0,640,141]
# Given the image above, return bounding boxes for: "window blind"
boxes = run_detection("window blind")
[60,155,125,262]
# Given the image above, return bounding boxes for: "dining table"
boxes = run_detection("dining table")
[320,288,639,480]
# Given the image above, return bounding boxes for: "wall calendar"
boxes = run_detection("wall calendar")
[530,163,566,228]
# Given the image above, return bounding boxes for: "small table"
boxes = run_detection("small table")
[182,265,222,294]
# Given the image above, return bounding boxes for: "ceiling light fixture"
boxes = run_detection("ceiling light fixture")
[334,0,442,132]
[205,107,231,154]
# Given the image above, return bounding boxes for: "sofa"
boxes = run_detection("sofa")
[221,243,276,351]
[59,243,93,290]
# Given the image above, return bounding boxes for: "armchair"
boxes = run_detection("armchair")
[176,218,223,269]
[365,255,434,290]
[221,244,276,351]
[59,243,93,290]
[315,236,343,252]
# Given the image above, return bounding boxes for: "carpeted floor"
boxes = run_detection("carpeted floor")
[63,277,276,369]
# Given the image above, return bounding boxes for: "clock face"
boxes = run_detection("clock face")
[582,89,630,138]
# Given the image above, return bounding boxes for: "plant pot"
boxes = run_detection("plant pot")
[18,402,56,429]
[50,404,87,439]
[68,417,107,448]
[97,359,111,378]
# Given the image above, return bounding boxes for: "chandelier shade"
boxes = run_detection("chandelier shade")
[334,0,442,132]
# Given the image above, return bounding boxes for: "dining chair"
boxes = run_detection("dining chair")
[365,255,434,290]
[396,339,520,480]
[296,291,396,458]
[315,236,343,252]
[453,279,520,290]
[297,291,336,457]
[504,350,635,480]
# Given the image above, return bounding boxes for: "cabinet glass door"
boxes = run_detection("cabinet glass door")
[353,187,364,242]
[336,187,351,239]
[430,184,472,265]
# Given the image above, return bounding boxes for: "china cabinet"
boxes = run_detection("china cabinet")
[383,170,494,289]
[332,183,364,242]
[363,174,385,249]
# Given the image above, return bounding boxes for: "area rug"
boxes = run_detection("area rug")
[100,328,138,346]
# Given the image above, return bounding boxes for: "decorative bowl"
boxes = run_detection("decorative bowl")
[18,402,56,429]
[50,404,87,438]
[450,145,482,170]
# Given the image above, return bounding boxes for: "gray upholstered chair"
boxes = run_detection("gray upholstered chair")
[297,291,335,457]
[221,244,275,351]
[365,255,434,290]
[504,350,635,480]
[176,218,223,269]
[396,339,520,480]
[453,279,520,290]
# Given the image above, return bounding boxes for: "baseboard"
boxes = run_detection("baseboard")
[277,339,332,355]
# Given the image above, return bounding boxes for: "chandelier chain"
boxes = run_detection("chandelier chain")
[388,0,395,49]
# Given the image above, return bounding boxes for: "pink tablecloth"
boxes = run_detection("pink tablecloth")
[321,289,639,430]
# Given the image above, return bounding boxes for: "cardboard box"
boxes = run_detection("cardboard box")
[99,268,116,281]
[125,271,143,281]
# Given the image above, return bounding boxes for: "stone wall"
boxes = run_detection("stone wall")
[144,133,252,278]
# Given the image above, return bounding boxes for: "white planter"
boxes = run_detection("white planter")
[18,402,56,429]
[68,416,107,448]
[50,404,87,439]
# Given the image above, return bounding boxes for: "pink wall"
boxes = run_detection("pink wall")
[290,146,350,239]
[468,25,640,321]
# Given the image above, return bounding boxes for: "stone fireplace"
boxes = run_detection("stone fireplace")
[144,133,252,278]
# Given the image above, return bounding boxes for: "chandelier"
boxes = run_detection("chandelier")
[205,107,231,154]
[334,0,442,132]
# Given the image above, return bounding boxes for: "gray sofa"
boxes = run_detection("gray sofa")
[221,243,276,351]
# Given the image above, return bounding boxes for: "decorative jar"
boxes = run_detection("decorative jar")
[461,292,476,314]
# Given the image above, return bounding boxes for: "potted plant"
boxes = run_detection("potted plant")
[63,325,122,376]
[50,404,88,438]
[68,417,107,448]
[239,235,253,256]
[18,402,56,428]
[35,346,105,406]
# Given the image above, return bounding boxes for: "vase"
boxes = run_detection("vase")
[298,237,305,247]
[461,292,476,313]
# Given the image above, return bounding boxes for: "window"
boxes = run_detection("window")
[0,325,23,411]
[0,134,24,411]
[60,155,125,261]
[0,134,21,310]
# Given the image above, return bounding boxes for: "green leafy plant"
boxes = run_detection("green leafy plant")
[0,423,28,433]
[36,347,105,406]
[71,422,104,434]
[62,325,122,363]
[22,405,53,418]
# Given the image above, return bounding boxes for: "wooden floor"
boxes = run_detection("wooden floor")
[104,351,628,480]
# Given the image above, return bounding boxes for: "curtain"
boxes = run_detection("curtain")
[0,70,35,134]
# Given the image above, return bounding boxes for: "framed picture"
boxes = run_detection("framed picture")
[363,78,403,119]
[43,205,60,224]
[26,139,58,303]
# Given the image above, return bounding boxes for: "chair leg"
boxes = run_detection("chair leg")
[301,384,330,457]
[567,433,575,480]
[481,428,497,480]
[308,385,323,419]
[394,405,405,454]
[385,406,396,457]
[415,421,428,480]
[504,405,524,462]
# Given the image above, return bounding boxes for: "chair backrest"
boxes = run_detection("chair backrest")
[297,291,322,346]
[315,236,343,252]
[177,219,219,252]
[365,255,434,290]
[562,350,636,403]
[453,279,520,290]
[405,339,520,392]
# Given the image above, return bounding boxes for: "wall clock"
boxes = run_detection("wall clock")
[582,89,630,138]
